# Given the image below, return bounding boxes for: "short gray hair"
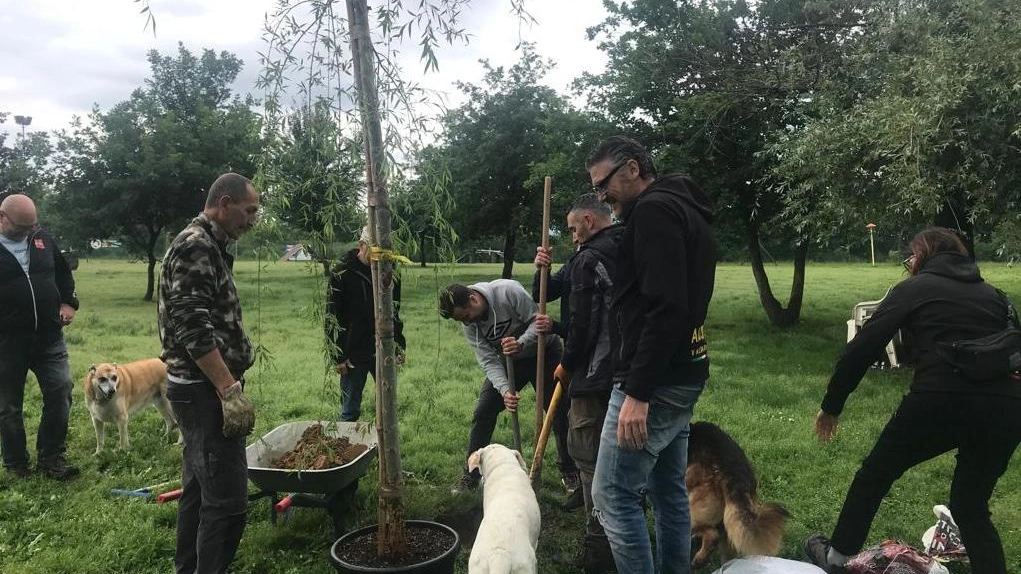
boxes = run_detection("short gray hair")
[569,193,611,220]
[205,173,253,208]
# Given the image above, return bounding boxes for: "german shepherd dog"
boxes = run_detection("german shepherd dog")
[686,421,791,568]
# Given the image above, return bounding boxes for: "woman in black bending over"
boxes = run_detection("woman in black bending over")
[805,227,1021,574]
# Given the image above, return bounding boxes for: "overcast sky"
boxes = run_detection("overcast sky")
[0,0,609,139]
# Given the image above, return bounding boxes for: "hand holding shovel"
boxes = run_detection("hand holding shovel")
[505,353,522,453]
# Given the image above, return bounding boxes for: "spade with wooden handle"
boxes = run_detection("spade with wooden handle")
[528,378,563,492]
[506,355,522,453]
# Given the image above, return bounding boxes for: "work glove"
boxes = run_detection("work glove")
[554,364,572,390]
[220,381,256,438]
[395,346,406,367]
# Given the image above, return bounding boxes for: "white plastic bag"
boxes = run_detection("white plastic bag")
[713,555,826,573]
[921,504,968,562]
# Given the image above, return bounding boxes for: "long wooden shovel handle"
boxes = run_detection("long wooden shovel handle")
[528,380,563,491]
[506,355,521,452]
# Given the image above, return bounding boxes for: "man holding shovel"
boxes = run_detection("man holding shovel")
[439,279,576,493]
[534,193,622,573]
[588,136,717,574]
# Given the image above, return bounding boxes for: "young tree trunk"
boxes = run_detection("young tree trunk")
[347,0,406,556]
[747,224,808,328]
[144,229,160,302]
[418,230,427,267]
[145,254,157,302]
[934,194,974,257]
[501,224,517,279]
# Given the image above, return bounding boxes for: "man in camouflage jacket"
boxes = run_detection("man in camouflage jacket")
[158,172,259,574]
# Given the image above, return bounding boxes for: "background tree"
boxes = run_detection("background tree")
[771,0,1021,260]
[580,0,872,326]
[261,102,365,275]
[50,44,262,300]
[390,165,455,267]
[0,112,52,199]
[424,44,588,277]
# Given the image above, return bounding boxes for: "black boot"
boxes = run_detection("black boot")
[582,534,616,574]
[561,486,584,510]
[37,454,79,480]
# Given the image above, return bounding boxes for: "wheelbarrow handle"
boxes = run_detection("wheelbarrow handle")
[274,494,296,513]
[157,489,184,503]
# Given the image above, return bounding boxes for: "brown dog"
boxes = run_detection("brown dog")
[84,359,179,455]
[686,421,791,568]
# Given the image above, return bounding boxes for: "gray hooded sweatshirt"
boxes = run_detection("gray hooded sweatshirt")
[463,279,556,395]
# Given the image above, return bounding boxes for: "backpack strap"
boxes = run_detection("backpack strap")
[996,288,1019,328]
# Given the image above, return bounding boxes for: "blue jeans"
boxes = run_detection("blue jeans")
[592,381,705,574]
[167,381,248,574]
[0,333,73,468]
[339,361,373,422]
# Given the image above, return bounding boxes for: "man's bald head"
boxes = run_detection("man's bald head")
[0,194,39,241]
[0,194,37,220]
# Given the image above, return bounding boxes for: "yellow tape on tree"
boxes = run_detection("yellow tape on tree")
[368,246,413,265]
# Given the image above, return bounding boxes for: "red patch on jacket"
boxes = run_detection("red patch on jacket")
[34,238,45,250]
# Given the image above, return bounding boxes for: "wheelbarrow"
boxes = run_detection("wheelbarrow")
[246,420,378,536]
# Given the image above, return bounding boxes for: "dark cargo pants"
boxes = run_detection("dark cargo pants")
[168,381,248,574]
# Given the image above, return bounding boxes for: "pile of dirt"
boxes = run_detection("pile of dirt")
[271,423,369,470]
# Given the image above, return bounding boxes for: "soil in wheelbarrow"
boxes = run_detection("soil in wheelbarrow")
[271,423,369,470]
[334,523,457,568]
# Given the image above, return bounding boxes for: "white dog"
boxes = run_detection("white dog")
[467,443,540,574]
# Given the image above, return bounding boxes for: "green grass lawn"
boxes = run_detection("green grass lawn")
[0,258,1018,573]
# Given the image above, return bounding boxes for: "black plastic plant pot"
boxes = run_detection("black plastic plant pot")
[330,520,460,574]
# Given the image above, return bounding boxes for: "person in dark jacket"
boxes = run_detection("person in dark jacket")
[327,226,406,422]
[805,227,1021,574]
[0,193,80,480]
[535,193,622,573]
[587,136,717,574]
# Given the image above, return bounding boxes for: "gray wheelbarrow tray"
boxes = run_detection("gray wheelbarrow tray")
[246,420,378,494]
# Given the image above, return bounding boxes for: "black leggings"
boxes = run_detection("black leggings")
[830,392,1021,574]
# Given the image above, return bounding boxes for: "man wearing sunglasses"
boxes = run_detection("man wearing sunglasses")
[586,136,718,574]
[0,193,80,480]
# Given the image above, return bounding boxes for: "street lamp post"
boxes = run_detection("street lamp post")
[13,115,32,141]
[866,222,877,266]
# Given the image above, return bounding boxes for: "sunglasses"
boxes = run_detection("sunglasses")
[592,161,629,194]
[902,255,916,272]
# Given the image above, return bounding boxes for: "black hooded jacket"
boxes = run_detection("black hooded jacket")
[0,228,79,342]
[612,174,717,401]
[326,249,405,365]
[822,252,1021,415]
[560,224,623,397]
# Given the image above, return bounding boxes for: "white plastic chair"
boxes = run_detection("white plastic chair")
[846,297,901,368]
